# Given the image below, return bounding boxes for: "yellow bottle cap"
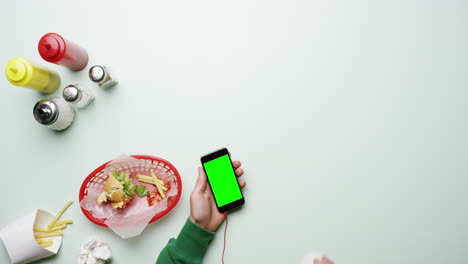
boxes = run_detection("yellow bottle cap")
[5,57,32,85]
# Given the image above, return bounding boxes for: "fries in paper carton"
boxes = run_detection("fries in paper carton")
[0,201,73,264]
[0,210,63,264]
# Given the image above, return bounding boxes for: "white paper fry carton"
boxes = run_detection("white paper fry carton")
[0,209,63,264]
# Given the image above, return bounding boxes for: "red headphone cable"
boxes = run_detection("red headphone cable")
[222,212,228,264]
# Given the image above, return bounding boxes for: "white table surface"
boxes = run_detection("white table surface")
[1,0,467,263]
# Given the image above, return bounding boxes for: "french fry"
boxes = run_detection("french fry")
[37,239,54,247]
[138,179,167,191]
[36,239,53,244]
[48,224,67,232]
[136,177,152,184]
[48,200,73,229]
[54,219,73,226]
[150,170,161,185]
[39,241,53,248]
[156,185,166,199]
[34,224,67,233]
[136,174,165,185]
[137,172,168,191]
[136,177,168,191]
[33,203,73,246]
[151,170,166,199]
[136,170,168,199]
[34,231,63,239]
[33,226,49,232]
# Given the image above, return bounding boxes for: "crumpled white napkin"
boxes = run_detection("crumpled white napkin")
[78,236,112,264]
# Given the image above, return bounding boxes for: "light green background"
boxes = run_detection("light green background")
[0,0,467,263]
[203,154,243,207]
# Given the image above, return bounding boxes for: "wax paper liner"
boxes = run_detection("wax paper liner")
[80,155,179,238]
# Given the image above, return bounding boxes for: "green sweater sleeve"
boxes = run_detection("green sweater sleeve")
[156,218,215,264]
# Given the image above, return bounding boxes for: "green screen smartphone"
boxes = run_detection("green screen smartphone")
[201,148,245,213]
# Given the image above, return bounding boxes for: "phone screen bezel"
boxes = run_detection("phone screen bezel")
[201,148,245,213]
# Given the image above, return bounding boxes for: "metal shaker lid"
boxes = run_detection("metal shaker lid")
[89,66,105,82]
[33,99,59,125]
[63,85,81,102]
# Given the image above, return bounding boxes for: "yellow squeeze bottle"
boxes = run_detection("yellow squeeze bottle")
[5,57,60,94]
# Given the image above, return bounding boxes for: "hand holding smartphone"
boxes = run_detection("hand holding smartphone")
[201,148,245,213]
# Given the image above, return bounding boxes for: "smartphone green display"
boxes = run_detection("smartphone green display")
[201,148,245,212]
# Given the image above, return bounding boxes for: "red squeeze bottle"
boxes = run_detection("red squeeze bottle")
[38,33,88,71]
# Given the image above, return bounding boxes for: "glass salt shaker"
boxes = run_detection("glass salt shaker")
[62,84,94,110]
[89,65,118,89]
[33,98,74,130]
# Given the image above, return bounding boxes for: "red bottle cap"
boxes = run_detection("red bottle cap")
[38,33,66,62]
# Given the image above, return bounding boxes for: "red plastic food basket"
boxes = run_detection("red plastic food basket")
[79,155,182,227]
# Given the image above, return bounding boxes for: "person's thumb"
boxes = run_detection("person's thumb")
[194,167,208,193]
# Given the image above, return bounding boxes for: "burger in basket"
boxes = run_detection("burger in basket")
[97,171,135,209]
[79,155,182,239]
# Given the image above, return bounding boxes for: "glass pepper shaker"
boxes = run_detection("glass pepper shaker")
[62,84,94,110]
[33,98,74,130]
[89,65,118,89]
